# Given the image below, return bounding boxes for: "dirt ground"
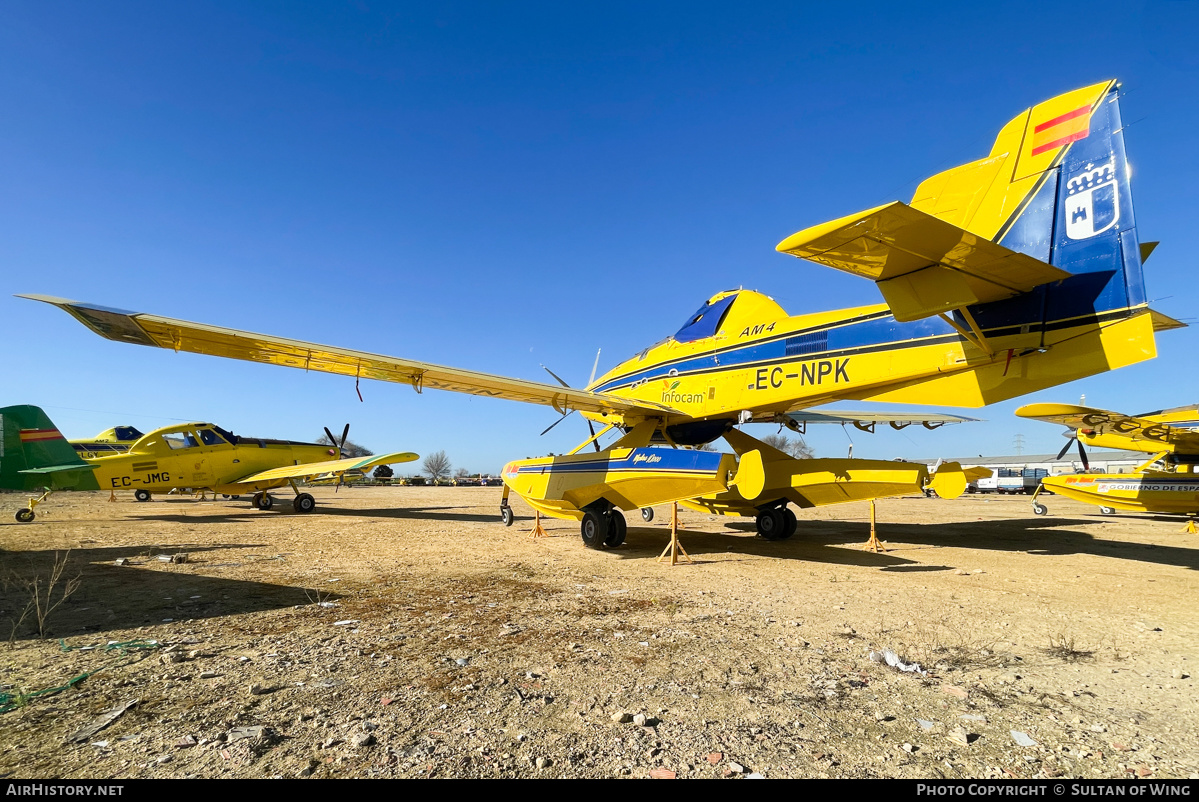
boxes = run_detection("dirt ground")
[0,486,1196,780]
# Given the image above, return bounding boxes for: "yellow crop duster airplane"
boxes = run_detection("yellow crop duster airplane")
[0,405,418,521]
[1016,403,1199,529]
[20,80,1180,548]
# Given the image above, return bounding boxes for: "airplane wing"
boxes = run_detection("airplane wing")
[1015,403,1199,452]
[775,201,1071,322]
[230,452,420,486]
[785,409,978,432]
[17,296,682,420]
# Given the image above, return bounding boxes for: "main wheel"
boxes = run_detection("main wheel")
[1033,502,1048,516]
[500,506,514,527]
[293,493,316,513]
[134,488,151,502]
[641,507,654,522]
[1099,506,1116,515]
[257,493,274,511]
[15,508,34,523]
[780,508,798,539]
[605,511,627,548]
[580,510,610,550]
[756,508,788,540]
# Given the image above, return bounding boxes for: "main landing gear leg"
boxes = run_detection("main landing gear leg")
[863,498,885,553]
[1030,485,1048,516]
[657,502,693,566]
[499,485,516,527]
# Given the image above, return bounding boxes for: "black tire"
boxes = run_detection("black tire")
[1099,506,1116,515]
[580,510,610,550]
[293,493,316,513]
[756,508,788,540]
[641,507,654,522]
[1033,502,1048,516]
[500,506,514,527]
[605,511,627,548]
[15,508,34,523]
[257,493,274,511]
[134,489,151,502]
[781,508,798,539]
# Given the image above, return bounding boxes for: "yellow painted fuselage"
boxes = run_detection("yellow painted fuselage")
[87,422,338,496]
[1042,472,1199,516]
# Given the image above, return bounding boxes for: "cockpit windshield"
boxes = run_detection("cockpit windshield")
[673,294,738,343]
[197,428,227,446]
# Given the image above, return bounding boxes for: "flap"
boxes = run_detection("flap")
[233,451,420,485]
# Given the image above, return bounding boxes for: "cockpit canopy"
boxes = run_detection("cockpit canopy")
[671,289,786,344]
[673,292,739,343]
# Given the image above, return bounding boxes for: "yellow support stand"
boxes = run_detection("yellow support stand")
[863,498,886,552]
[657,502,693,566]
[1184,518,1197,535]
[530,510,548,539]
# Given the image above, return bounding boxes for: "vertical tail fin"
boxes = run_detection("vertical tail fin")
[0,405,95,491]
[911,80,1145,324]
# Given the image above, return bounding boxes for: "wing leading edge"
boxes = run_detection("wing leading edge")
[18,296,681,421]
[232,452,420,486]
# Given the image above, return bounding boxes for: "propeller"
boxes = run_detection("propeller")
[539,355,603,451]
[1056,430,1090,471]
[323,424,351,491]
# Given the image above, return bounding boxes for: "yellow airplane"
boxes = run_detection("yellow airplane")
[1016,403,1199,529]
[70,424,145,458]
[20,80,1180,548]
[0,405,418,521]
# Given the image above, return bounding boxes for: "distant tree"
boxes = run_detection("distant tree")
[317,433,374,458]
[759,433,815,459]
[373,464,394,482]
[455,467,470,479]
[422,450,452,483]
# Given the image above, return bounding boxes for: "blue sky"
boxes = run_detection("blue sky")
[3,1,1197,472]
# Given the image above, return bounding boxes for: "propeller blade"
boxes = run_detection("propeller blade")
[1077,438,1090,471]
[540,364,571,388]
[324,427,337,447]
[540,410,574,436]
[339,424,350,449]
[588,348,602,386]
[1055,436,1075,462]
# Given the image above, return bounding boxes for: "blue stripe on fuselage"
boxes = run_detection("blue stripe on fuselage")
[515,448,724,474]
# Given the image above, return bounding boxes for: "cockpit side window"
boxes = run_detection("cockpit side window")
[164,431,200,449]
[197,429,227,446]
[673,294,738,344]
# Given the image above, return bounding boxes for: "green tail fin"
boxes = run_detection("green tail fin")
[0,405,98,491]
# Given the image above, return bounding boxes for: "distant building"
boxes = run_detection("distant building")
[916,449,1147,475]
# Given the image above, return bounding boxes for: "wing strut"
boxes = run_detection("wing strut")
[937,310,995,357]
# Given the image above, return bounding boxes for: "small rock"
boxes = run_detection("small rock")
[941,684,969,700]
[706,752,723,765]
[536,757,552,769]
[351,732,376,747]
[248,682,273,696]
[633,713,648,727]
[199,671,219,679]
[455,658,469,667]
[611,712,633,724]
[947,726,971,746]
[174,736,197,749]
[728,761,745,773]
[648,768,676,779]
[1011,730,1037,747]
[156,754,173,764]
[228,726,266,742]
[916,719,936,731]
[902,743,915,753]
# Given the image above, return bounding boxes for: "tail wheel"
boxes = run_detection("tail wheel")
[641,507,654,523]
[15,508,34,523]
[756,508,788,540]
[500,506,514,527]
[293,493,316,513]
[1099,506,1116,515]
[605,511,627,548]
[1033,502,1048,516]
[134,489,151,502]
[253,492,274,511]
[580,511,610,550]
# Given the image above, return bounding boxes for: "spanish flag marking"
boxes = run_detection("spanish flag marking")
[19,428,64,442]
[1030,105,1090,156]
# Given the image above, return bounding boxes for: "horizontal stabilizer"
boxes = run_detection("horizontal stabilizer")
[776,201,1070,322]
[19,463,98,475]
[1149,309,1187,332]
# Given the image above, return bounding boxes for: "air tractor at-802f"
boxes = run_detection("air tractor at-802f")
[22,81,1180,549]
